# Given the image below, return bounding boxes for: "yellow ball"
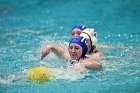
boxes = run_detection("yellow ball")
[28,66,52,83]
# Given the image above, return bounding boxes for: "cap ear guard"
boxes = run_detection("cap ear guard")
[94,31,97,37]
[80,32,93,51]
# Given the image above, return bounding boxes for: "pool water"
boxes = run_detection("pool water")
[0,0,140,93]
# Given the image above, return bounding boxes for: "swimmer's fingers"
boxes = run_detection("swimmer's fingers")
[41,51,48,60]
[41,52,49,60]
[41,49,46,60]
[41,55,44,60]
[41,46,51,60]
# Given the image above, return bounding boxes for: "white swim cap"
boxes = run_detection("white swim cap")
[80,28,98,47]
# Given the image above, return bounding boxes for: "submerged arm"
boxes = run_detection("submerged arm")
[94,50,105,58]
[82,58,102,69]
[92,48,105,58]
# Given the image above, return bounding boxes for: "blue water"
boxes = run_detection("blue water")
[0,0,140,93]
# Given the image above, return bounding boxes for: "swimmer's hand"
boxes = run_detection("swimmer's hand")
[95,51,105,58]
[41,45,52,60]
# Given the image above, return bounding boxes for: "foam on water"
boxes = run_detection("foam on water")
[0,0,140,93]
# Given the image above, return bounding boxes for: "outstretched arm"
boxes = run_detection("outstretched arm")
[41,45,70,60]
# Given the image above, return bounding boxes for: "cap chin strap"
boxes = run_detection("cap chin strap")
[81,32,93,53]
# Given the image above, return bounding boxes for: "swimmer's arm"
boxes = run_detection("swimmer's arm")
[82,58,102,69]
[92,48,105,58]
[51,46,70,59]
[96,44,111,48]
[41,45,70,60]
[94,51,105,58]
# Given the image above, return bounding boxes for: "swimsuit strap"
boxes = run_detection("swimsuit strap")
[70,60,79,65]
[69,56,88,65]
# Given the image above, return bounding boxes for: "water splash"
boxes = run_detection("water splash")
[0,69,28,85]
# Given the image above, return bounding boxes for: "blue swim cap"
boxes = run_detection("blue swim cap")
[69,36,87,58]
[72,25,86,31]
